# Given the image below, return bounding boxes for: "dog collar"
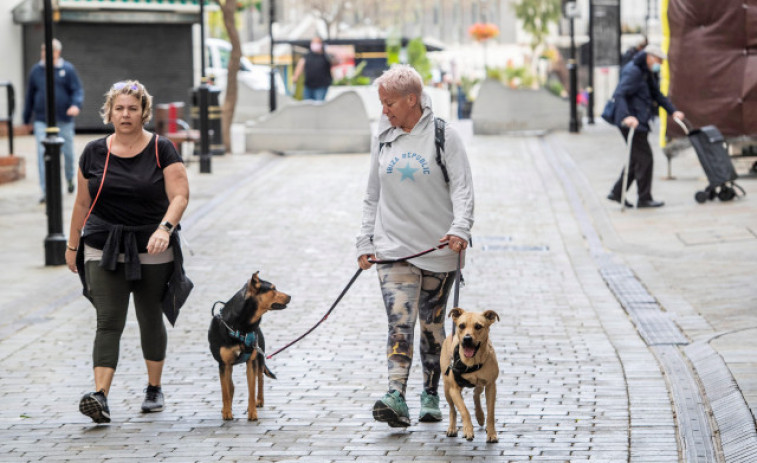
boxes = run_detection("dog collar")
[446,348,483,389]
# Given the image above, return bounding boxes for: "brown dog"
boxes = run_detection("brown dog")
[208,272,291,420]
[440,308,500,442]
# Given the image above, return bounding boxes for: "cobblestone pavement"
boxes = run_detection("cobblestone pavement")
[0,122,754,462]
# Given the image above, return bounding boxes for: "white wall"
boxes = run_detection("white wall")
[0,3,25,126]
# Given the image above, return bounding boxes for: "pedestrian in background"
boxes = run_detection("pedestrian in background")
[606,45,684,208]
[356,64,474,428]
[64,80,189,424]
[23,38,83,203]
[292,37,332,101]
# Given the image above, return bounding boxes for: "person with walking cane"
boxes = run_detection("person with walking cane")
[356,64,474,428]
[605,45,684,208]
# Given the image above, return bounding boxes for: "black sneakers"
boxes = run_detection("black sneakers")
[79,390,110,424]
[141,385,164,413]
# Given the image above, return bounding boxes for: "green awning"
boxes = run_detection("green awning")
[59,0,200,11]
[13,0,201,24]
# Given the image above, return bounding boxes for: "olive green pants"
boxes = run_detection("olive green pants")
[85,261,172,369]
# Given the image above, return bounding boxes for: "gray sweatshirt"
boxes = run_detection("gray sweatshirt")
[356,92,474,273]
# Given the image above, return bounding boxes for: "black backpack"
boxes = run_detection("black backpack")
[379,117,449,183]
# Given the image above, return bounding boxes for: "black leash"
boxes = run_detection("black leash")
[451,250,463,335]
[266,243,453,359]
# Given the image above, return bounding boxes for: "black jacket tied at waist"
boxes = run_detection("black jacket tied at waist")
[81,214,158,281]
[76,214,189,315]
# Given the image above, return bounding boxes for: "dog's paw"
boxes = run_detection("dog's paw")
[446,427,458,438]
[462,424,475,441]
[222,410,233,420]
[486,433,498,443]
[247,410,258,421]
[256,400,264,408]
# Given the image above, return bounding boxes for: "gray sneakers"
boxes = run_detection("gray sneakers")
[79,390,111,424]
[141,385,164,413]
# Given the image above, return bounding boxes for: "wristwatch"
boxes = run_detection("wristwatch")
[159,221,174,234]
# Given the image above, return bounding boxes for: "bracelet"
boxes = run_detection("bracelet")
[158,224,173,234]
[67,243,78,252]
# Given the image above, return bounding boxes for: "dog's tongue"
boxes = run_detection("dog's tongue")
[463,346,476,358]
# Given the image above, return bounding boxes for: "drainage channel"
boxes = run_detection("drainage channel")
[538,137,723,462]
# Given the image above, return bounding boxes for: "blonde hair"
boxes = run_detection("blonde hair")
[375,64,423,98]
[100,80,153,126]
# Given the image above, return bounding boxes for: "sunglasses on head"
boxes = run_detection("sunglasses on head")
[112,81,140,91]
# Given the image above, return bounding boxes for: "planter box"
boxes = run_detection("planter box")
[0,156,26,184]
[471,78,571,134]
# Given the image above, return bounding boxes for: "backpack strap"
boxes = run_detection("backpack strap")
[434,117,449,183]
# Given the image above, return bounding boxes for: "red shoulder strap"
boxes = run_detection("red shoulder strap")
[155,134,161,168]
[83,136,112,228]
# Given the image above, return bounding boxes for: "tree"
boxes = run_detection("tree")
[309,0,349,39]
[512,0,561,54]
[407,38,432,84]
[212,0,243,152]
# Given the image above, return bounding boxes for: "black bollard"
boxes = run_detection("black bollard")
[43,128,66,265]
[568,15,580,133]
[198,79,211,174]
[268,0,276,112]
[42,0,65,265]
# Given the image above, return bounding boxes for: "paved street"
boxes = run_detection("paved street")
[0,120,755,462]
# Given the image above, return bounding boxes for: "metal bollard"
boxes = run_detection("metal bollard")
[198,79,211,174]
[43,127,66,265]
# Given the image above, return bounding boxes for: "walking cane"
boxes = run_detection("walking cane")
[620,126,635,212]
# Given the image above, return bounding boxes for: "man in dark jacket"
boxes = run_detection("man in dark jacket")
[607,45,684,208]
[23,38,84,203]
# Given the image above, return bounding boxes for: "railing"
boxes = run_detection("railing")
[0,82,15,155]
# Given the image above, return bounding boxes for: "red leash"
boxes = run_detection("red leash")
[266,243,449,359]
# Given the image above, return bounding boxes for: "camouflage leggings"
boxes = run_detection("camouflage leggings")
[377,261,456,396]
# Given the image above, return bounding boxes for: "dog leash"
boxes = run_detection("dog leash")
[266,243,453,359]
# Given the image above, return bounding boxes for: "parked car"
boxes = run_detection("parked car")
[205,38,285,93]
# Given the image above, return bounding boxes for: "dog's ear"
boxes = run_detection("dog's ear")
[448,307,465,320]
[483,310,500,324]
[248,271,261,294]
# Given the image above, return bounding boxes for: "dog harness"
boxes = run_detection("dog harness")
[212,303,263,366]
[445,348,483,389]
[226,327,260,365]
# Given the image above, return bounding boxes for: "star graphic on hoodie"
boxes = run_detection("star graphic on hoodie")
[397,162,419,181]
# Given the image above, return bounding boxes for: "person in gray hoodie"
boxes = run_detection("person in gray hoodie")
[356,64,474,428]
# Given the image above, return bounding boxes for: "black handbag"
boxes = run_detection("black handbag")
[601,98,616,124]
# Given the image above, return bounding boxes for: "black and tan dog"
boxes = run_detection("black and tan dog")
[208,272,291,420]
[440,308,500,442]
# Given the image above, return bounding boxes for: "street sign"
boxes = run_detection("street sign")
[564,1,580,18]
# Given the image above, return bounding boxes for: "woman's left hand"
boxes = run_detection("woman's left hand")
[442,234,468,253]
[147,228,171,255]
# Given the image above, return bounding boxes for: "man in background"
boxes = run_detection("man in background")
[292,37,332,101]
[23,38,84,203]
